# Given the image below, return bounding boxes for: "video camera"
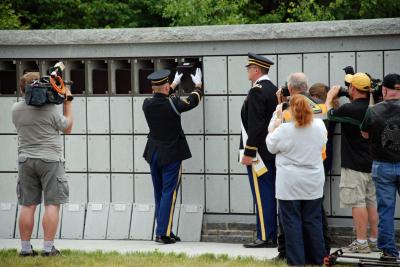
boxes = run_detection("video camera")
[25,62,73,106]
[337,66,354,97]
[370,77,383,102]
[338,66,382,102]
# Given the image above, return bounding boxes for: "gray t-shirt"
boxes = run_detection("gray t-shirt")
[12,99,68,161]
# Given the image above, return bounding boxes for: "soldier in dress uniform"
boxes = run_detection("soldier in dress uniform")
[240,52,278,248]
[143,68,203,244]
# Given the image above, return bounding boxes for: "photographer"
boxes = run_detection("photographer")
[325,72,378,253]
[12,72,73,256]
[271,73,331,260]
[360,73,400,258]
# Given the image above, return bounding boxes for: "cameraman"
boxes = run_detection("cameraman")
[12,72,73,256]
[360,73,400,258]
[325,73,378,253]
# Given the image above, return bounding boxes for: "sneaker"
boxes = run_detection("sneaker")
[19,246,38,257]
[380,250,398,262]
[342,240,371,253]
[368,239,380,252]
[41,246,61,257]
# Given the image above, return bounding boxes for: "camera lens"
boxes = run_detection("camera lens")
[338,86,350,98]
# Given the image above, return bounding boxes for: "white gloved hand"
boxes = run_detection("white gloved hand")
[173,72,183,86]
[191,68,202,85]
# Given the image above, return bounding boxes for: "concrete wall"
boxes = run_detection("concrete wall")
[0,18,400,239]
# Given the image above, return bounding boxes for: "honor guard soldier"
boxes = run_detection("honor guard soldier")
[240,52,278,248]
[142,68,203,244]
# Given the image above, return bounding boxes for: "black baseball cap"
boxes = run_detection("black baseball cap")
[382,73,400,90]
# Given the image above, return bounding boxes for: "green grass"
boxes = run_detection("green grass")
[0,249,289,267]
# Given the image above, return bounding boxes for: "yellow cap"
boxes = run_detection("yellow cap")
[344,72,371,91]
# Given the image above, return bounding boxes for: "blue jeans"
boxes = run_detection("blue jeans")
[279,198,325,266]
[372,161,400,257]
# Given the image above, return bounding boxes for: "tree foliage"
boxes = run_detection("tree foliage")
[0,2,25,29]
[1,0,399,29]
[9,0,167,29]
[286,0,336,22]
[157,0,261,26]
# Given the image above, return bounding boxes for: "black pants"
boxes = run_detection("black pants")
[279,198,326,266]
[277,202,332,257]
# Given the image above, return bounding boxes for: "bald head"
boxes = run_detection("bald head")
[287,72,308,94]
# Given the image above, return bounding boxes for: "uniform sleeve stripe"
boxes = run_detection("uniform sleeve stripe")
[191,91,201,101]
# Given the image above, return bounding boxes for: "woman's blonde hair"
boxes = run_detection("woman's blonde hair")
[289,94,313,128]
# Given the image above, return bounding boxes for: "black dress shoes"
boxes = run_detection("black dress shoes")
[170,232,181,242]
[272,252,286,261]
[155,235,176,244]
[243,239,278,248]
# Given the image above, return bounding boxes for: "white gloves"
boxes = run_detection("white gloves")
[173,68,202,87]
[173,72,183,86]
[191,68,202,85]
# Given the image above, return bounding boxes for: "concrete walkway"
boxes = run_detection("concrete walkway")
[0,239,278,261]
[1,239,385,264]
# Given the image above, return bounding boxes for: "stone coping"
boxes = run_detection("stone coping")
[0,18,399,46]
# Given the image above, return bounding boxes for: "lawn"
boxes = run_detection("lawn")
[0,249,289,267]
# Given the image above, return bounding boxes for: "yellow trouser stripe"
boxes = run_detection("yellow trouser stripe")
[252,167,266,241]
[166,165,182,237]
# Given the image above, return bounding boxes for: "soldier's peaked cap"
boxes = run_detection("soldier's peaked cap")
[147,69,171,86]
[246,52,274,70]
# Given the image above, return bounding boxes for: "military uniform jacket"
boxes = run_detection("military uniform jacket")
[240,79,278,163]
[143,89,202,165]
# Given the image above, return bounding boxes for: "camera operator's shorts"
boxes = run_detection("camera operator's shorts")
[339,168,376,208]
[17,157,69,206]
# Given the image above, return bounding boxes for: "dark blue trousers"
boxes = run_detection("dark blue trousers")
[150,150,181,237]
[279,198,325,266]
[246,161,277,242]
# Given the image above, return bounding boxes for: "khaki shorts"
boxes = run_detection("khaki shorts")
[339,168,376,208]
[17,157,69,206]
